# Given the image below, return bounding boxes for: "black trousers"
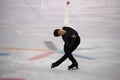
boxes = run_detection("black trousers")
[54,37,80,66]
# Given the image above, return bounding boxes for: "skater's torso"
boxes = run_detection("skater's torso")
[62,27,80,45]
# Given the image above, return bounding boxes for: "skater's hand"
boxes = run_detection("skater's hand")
[66,1,70,5]
[71,35,76,38]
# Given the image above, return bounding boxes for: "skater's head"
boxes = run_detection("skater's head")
[53,29,66,37]
[53,29,59,37]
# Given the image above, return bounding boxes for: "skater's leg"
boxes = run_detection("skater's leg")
[71,37,80,51]
[51,54,67,68]
[65,51,79,70]
[66,37,80,69]
[65,50,78,66]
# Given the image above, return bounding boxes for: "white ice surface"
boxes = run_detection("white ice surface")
[0,0,120,80]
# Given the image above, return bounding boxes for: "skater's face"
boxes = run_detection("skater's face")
[58,29,66,36]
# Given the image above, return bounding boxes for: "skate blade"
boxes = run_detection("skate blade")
[68,67,79,70]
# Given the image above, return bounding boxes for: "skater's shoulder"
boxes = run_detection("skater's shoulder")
[62,26,73,30]
[63,26,69,29]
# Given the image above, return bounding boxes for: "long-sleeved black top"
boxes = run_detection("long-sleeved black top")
[62,26,80,48]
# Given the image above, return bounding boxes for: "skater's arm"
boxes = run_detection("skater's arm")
[64,1,71,27]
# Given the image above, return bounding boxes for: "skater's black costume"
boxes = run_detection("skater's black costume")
[52,26,80,70]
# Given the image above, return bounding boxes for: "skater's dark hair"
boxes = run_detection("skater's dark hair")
[53,29,59,37]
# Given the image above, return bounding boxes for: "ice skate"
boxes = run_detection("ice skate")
[51,63,58,69]
[68,65,79,70]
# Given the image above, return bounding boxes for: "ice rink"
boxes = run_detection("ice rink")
[0,0,120,80]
